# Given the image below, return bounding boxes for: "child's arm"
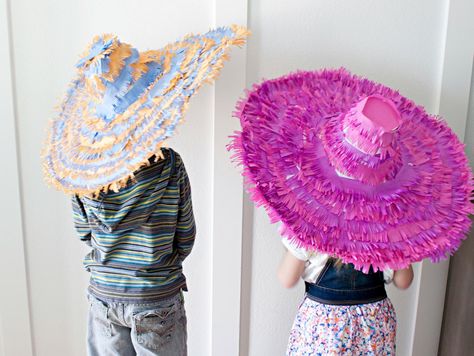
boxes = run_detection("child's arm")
[71,194,92,245]
[392,265,414,289]
[277,250,306,289]
[175,159,196,262]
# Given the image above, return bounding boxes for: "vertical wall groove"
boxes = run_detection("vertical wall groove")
[0,0,34,354]
[211,1,248,355]
[412,0,474,354]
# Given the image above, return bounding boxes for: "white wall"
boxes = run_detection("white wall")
[411,0,474,354]
[241,1,471,355]
[0,1,33,355]
[466,67,474,167]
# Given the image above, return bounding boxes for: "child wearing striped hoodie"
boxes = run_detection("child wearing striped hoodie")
[72,148,195,356]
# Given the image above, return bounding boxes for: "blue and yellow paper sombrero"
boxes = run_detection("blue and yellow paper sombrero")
[43,25,249,195]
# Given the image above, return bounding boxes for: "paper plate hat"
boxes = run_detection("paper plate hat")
[229,68,473,271]
[43,25,249,195]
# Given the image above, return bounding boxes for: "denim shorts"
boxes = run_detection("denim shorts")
[86,292,187,356]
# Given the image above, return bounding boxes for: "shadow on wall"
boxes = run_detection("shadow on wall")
[239,194,255,356]
[438,59,474,356]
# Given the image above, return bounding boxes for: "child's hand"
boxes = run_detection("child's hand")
[393,265,414,289]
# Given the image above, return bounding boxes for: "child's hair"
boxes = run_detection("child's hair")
[332,257,345,269]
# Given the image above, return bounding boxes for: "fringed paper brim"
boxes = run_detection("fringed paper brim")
[228,68,474,272]
[43,25,250,196]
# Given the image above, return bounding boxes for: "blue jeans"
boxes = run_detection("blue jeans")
[87,292,187,356]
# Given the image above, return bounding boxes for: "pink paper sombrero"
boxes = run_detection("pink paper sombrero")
[229,68,473,272]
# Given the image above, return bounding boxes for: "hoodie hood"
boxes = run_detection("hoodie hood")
[80,149,176,234]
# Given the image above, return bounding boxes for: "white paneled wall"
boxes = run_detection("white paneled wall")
[0,0,33,355]
[1,0,247,355]
[412,0,474,354]
[242,0,472,355]
[6,0,217,354]
[1,0,472,355]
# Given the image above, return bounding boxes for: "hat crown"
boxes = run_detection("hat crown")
[360,95,401,132]
[343,95,401,157]
[323,95,404,186]
[76,34,123,77]
[76,34,161,122]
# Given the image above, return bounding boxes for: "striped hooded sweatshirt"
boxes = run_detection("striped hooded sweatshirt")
[71,148,196,303]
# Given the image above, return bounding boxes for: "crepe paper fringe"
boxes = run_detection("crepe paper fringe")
[228,68,474,272]
[43,25,250,196]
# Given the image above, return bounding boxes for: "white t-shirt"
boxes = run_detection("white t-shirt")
[282,238,394,284]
